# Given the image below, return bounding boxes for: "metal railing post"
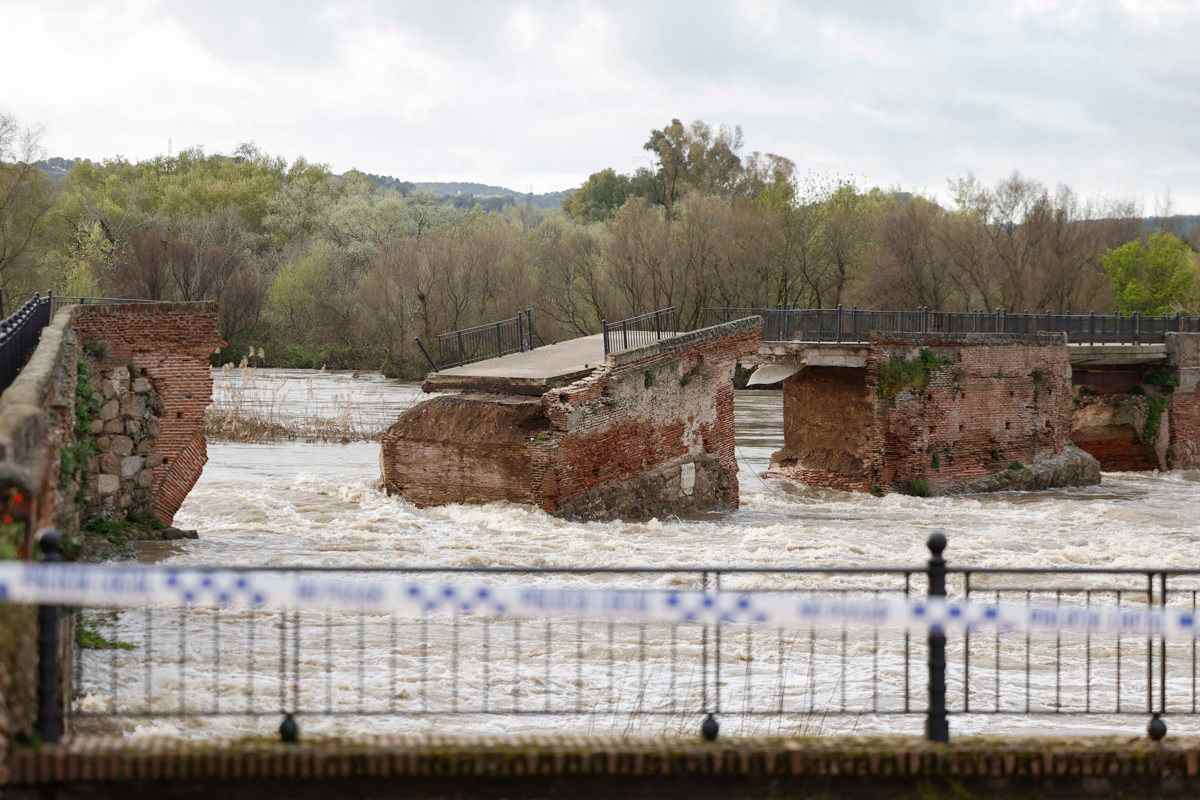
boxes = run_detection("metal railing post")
[526,308,535,350]
[36,529,64,744]
[457,331,465,366]
[1089,311,1095,346]
[516,312,524,353]
[622,319,629,350]
[836,304,843,343]
[414,337,438,372]
[601,320,609,357]
[1134,312,1140,346]
[925,531,949,743]
[495,321,503,356]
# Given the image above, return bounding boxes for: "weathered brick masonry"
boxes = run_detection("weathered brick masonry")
[71,304,222,524]
[380,319,762,520]
[1167,333,1200,469]
[1067,334,1200,471]
[772,334,1097,494]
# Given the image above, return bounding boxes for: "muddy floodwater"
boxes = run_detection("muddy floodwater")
[76,370,1200,740]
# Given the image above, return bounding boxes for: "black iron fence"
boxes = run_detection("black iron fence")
[415,309,536,371]
[0,293,53,394]
[704,306,1200,345]
[27,534,1200,744]
[602,307,678,357]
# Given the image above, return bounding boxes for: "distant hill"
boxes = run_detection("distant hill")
[32,157,77,181]
[1141,215,1200,240]
[31,158,573,210]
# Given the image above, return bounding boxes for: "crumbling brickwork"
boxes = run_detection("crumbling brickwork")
[771,334,1091,494]
[70,303,222,524]
[1167,333,1200,469]
[380,319,762,520]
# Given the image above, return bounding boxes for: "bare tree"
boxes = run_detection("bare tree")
[0,113,53,315]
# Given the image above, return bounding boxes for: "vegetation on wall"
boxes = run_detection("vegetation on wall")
[59,358,98,494]
[877,349,951,399]
[1142,395,1171,445]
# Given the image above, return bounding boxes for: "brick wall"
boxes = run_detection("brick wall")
[771,367,873,491]
[380,319,761,520]
[1167,333,1200,469]
[772,334,1078,494]
[70,304,222,525]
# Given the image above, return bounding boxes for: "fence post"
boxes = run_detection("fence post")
[516,311,524,353]
[457,331,465,366]
[1133,312,1140,346]
[922,307,929,334]
[654,308,662,341]
[925,531,949,743]
[601,320,609,357]
[836,304,844,343]
[495,321,503,356]
[1089,311,1095,346]
[36,529,64,744]
[414,338,438,372]
[622,319,629,351]
[526,308,535,349]
[1176,313,1182,334]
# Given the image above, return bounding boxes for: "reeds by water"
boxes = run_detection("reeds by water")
[205,363,407,443]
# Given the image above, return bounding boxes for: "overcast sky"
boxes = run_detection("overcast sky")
[2,0,1198,210]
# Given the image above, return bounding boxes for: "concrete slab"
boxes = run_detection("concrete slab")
[747,364,802,386]
[1068,344,1166,367]
[422,334,604,395]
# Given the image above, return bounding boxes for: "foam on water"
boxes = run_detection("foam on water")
[76,372,1200,739]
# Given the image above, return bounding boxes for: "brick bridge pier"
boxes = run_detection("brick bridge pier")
[749,332,1200,494]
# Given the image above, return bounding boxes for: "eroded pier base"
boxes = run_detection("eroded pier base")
[381,319,762,520]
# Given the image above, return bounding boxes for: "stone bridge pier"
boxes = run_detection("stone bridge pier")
[758,333,1100,495]
[381,318,763,520]
[754,331,1200,495]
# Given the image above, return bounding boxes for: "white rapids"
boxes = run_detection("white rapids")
[73,370,1200,741]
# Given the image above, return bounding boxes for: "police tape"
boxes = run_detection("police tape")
[0,561,1196,638]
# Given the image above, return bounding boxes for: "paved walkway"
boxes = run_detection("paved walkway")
[424,334,604,394]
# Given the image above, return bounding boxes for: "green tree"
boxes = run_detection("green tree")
[1102,232,1198,314]
[563,168,631,222]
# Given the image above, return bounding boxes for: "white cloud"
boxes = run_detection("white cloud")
[0,0,1196,210]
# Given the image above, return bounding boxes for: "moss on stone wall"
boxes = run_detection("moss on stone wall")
[59,359,99,494]
[1142,395,1170,445]
[876,349,950,400]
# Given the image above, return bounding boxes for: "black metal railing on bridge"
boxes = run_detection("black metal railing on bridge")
[602,307,679,357]
[0,293,53,394]
[704,306,1200,345]
[415,308,536,371]
[28,533,1200,745]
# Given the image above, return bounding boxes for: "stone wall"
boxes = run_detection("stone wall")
[0,302,220,757]
[1167,333,1200,469]
[380,318,762,520]
[0,308,77,766]
[1067,335,1200,471]
[70,303,222,524]
[771,333,1097,495]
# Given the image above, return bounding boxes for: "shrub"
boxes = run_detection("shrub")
[902,478,932,497]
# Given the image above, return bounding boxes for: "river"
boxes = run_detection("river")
[74,369,1200,740]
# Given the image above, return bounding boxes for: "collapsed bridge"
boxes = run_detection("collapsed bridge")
[385,306,1200,515]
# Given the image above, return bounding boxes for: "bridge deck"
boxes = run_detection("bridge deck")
[424,334,604,395]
